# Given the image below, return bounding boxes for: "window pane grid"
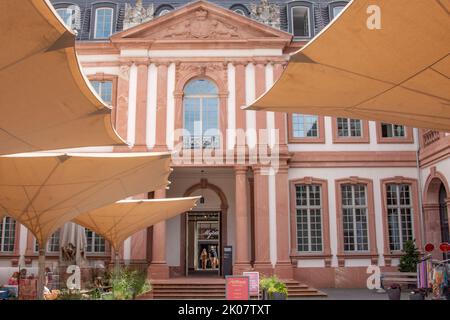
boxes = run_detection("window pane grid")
[90,81,113,105]
[292,114,319,138]
[85,229,106,254]
[296,184,323,252]
[381,123,405,138]
[0,217,16,253]
[386,184,413,251]
[337,118,362,137]
[183,80,220,149]
[341,184,369,252]
[95,8,113,39]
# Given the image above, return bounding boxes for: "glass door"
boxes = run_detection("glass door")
[195,221,220,273]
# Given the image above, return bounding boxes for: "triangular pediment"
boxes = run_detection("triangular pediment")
[111,0,292,48]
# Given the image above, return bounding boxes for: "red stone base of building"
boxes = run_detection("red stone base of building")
[253,261,274,278]
[274,261,294,279]
[293,266,399,288]
[232,263,253,275]
[148,263,170,279]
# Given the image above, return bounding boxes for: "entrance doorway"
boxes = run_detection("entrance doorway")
[186,211,221,276]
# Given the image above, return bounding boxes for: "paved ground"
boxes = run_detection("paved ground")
[292,288,413,300]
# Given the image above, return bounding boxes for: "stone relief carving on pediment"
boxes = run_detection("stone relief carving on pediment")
[162,9,240,40]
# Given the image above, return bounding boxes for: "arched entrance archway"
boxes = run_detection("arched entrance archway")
[423,168,450,258]
[180,178,228,276]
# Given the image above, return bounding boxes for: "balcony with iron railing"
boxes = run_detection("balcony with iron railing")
[182,135,220,149]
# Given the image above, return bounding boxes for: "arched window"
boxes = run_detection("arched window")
[155,4,175,17]
[230,4,250,17]
[183,79,220,149]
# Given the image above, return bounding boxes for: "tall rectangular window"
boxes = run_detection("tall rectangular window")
[386,184,414,251]
[295,184,323,252]
[85,229,106,254]
[341,184,369,251]
[94,8,113,39]
[90,80,113,105]
[0,217,16,253]
[337,118,362,137]
[292,114,319,138]
[381,123,405,138]
[292,6,311,38]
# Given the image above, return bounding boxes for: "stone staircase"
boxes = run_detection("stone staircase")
[138,277,326,300]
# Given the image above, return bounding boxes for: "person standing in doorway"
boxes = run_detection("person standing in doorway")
[201,248,208,270]
[209,246,218,269]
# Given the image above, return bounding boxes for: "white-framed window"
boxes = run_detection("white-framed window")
[386,184,414,251]
[381,123,405,138]
[292,114,319,138]
[35,230,60,253]
[291,6,311,38]
[341,184,369,251]
[0,217,16,253]
[183,79,220,149]
[337,118,362,137]
[85,229,106,254]
[94,7,114,39]
[56,7,74,28]
[332,5,345,19]
[90,80,113,105]
[295,184,323,252]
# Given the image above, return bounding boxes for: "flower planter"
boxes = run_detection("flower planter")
[387,287,401,300]
[271,292,287,300]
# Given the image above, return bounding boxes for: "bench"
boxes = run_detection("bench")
[380,272,417,289]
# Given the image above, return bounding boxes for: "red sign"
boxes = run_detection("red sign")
[243,272,260,296]
[439,242,450,252]
[226,276,249,300]
[425,243,435,252]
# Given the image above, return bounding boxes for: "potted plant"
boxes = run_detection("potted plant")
[387,283,401,300]
[259,276,288,300]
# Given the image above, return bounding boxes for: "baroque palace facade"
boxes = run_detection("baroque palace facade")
[0,0,449,288]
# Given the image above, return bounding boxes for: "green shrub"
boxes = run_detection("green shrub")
[259,275,288,298]
[399,239,420,272]
[110,268,151,300]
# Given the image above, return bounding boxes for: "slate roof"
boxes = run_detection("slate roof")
[49,0,345,41]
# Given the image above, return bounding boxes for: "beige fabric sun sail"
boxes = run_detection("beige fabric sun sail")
[73,197,200,250]
[247,0,450,131]
[0,152,171,248]
[0,0,125,155]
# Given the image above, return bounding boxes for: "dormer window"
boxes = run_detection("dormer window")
[55,5,80,30]
[292,6,310,37]
[155,4,175,17]
[94,7,114,39]
[287,1,314,40]
[230,4,250,17]
[329,1,349,21]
